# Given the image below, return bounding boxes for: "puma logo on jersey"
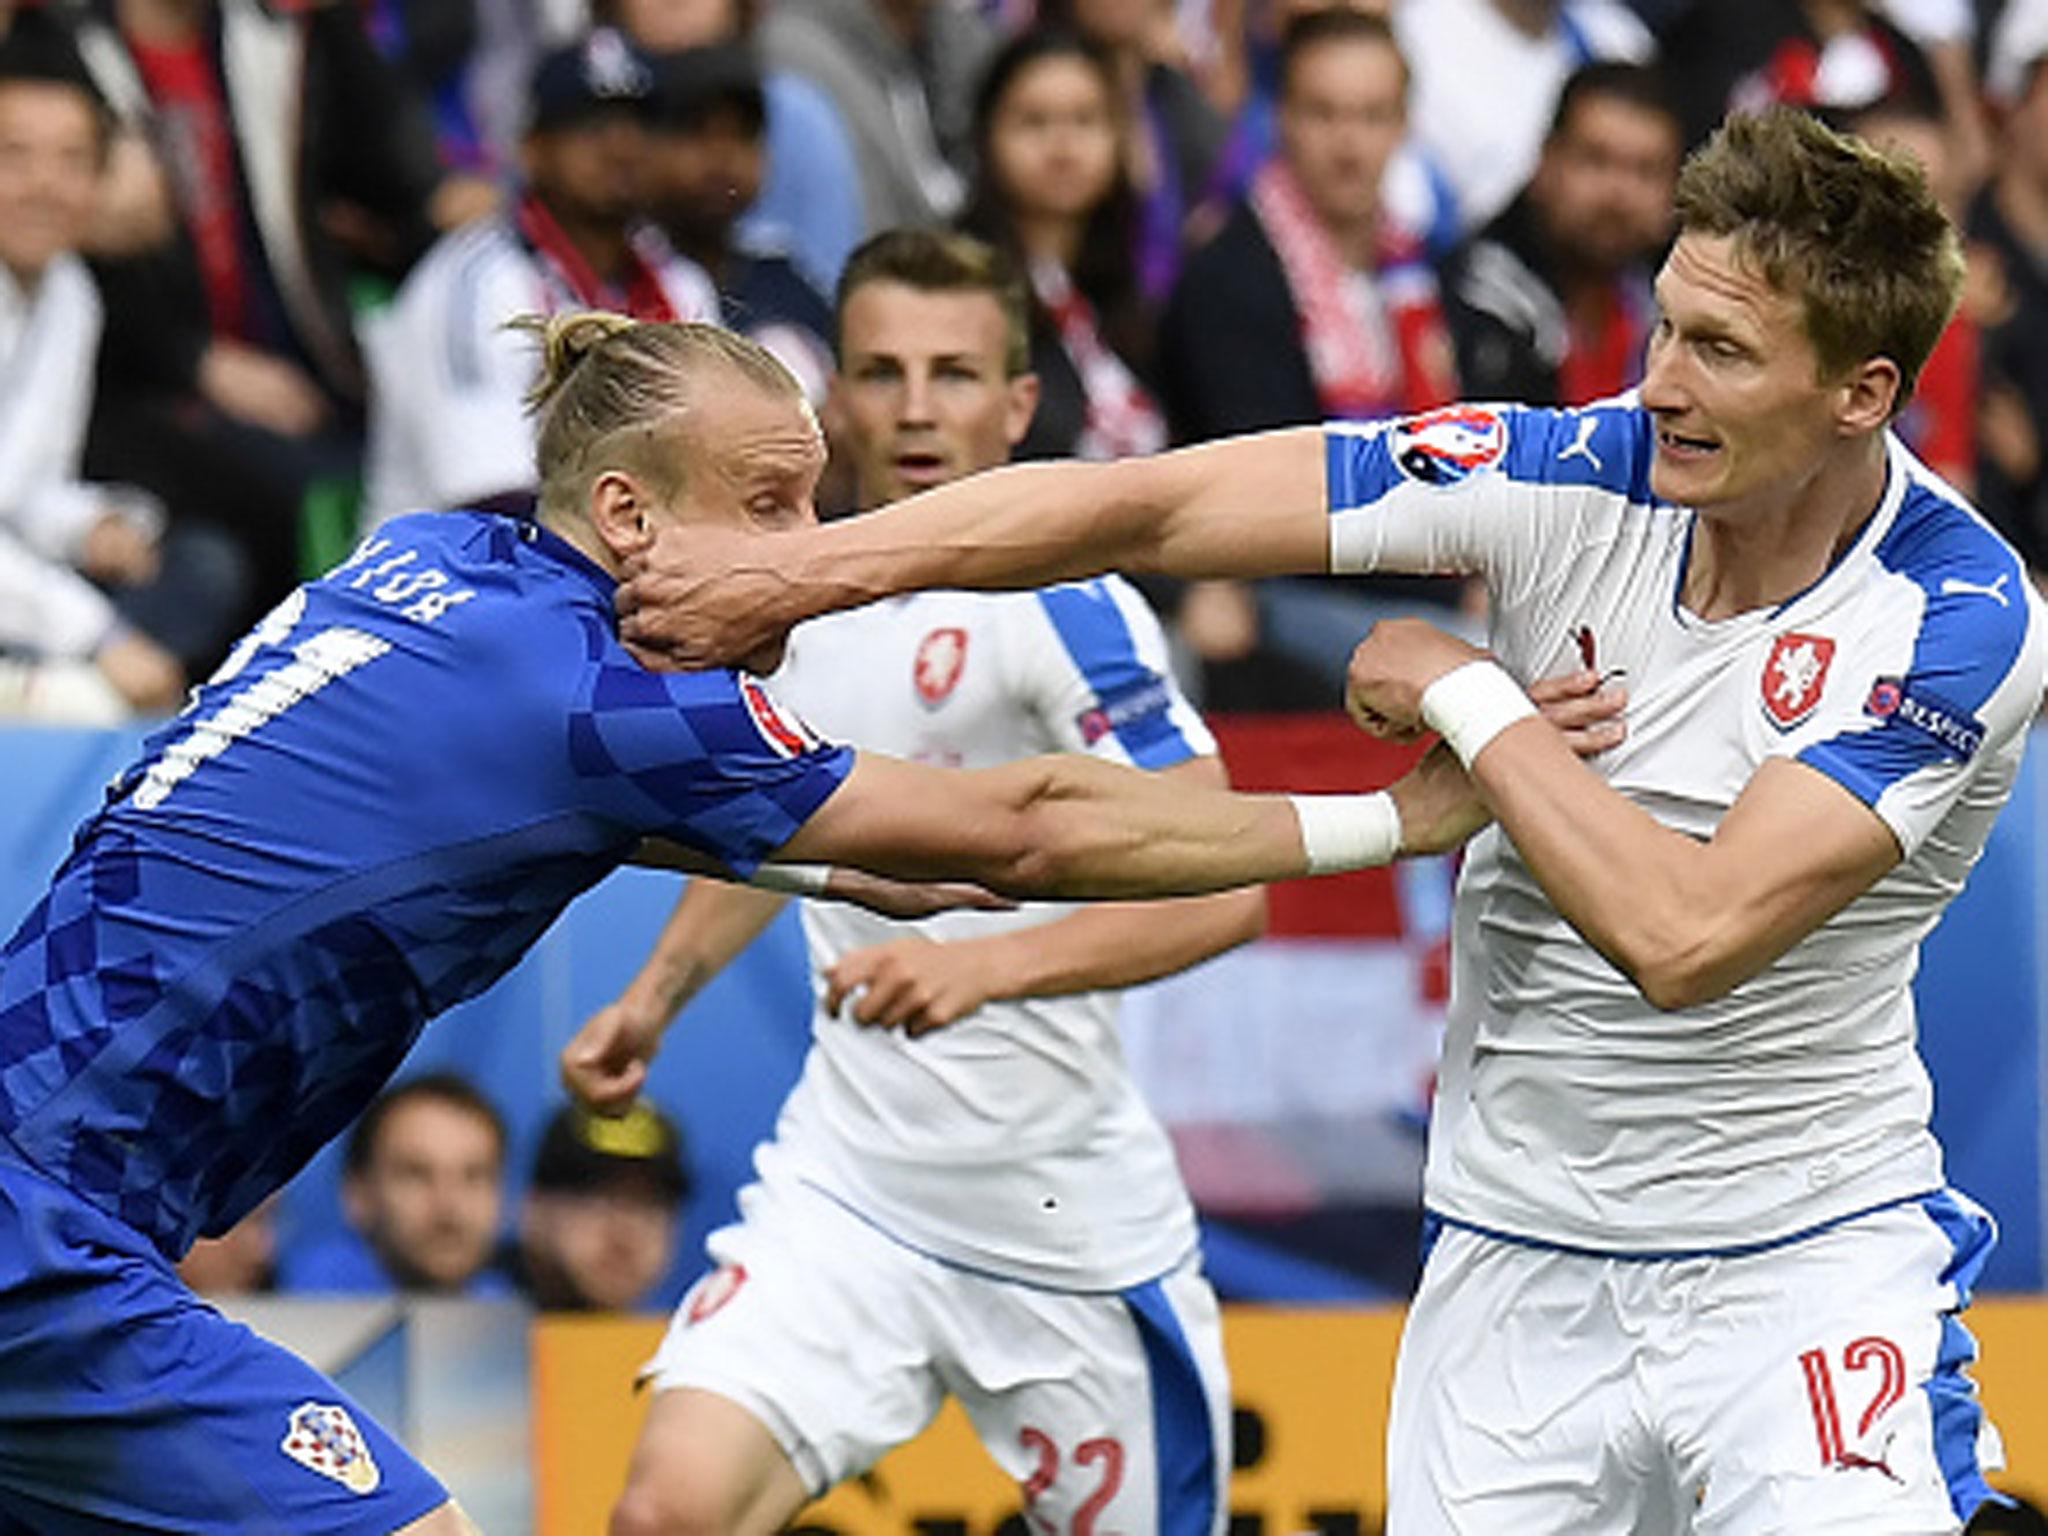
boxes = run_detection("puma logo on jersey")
[1558,415,1603,473]
[1939,572,2011,607]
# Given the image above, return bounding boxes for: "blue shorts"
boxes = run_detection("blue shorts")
[0,1151,449,1534]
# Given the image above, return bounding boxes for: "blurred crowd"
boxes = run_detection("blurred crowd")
[3,0,2048,723]
[178,1077,694,1311]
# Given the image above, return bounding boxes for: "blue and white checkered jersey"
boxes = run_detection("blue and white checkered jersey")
[1326,403,2048,1254]
[0,511,851,1258]
[763,578,1212,1290]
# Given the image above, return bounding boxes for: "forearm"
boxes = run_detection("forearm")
[1464,721,1893,1011]
[997,755,1312,899]
[956,887,1267,1002]
[1464,720,1716,1002]
[761,431,1328,630]
[618,879,788,1023]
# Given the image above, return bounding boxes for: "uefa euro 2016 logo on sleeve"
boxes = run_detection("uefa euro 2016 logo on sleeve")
[1388,406,1508,487]
[280,1401,381,1494]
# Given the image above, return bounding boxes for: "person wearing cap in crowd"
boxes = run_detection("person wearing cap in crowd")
[362,26,719,527]
[514,1100,690,1312]
[646,43,834,406]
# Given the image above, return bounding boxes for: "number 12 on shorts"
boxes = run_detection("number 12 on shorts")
[1799,1337,1907,1471]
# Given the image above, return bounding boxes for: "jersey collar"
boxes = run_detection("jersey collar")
[514,515,621,604]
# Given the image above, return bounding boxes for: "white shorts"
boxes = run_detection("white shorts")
[643,1165,1232,1534]
[1387,1191,2007,1536]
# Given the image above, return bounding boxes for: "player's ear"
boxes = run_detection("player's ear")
[1835,355,1901,438]
[587,469,655,559]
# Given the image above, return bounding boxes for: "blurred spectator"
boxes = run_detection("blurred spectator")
[281,1073,514,1296]
[1159,9,1461,707]
[1441,61,1679,406]
[1393,0,1652,238]
[0,12,243,721]
[176,1196,278,1295]
[358,0,500,186]
[601,0,864,291]
[646,42,834,403]
[1161,10,1452,437]
[1841,83,1980,492]
[1197,0,1459,263]
[363,28,718,526]
[760,0,997,232]
[1656,0,1989,201]
[72,0,455,620]
[961,29,1164,461]
[1041,0,1226,303]
[512,1100,688,1311]
[1989,0,2048,113]
[1968,18,2048,572]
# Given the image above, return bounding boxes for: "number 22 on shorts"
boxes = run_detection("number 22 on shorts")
[1019,1427,1126,1536]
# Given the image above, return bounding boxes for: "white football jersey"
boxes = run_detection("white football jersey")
[361,216,718,527]
[763,577,1216,1289]
[1326,403,2048,1253]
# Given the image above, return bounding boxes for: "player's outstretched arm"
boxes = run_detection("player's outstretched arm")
[1347,619,1900,1011]
[632,838,1011,920]
[618,428,1329,669]
[822,757,1268,1035]
[772,746,1427,902]
[562,880,789,1114]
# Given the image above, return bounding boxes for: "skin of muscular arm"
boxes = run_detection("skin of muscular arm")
[1346,618,1900,1012]
[570,665,1626,1094]
[565,738,1493,1110]
[618,429,1329,669]
[822,756,1266,1036]
[568,760,1270,1104]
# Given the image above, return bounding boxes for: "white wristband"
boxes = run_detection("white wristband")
[1421,660,1537,769]
[1288,791,1402,875]
[750,862,831,896]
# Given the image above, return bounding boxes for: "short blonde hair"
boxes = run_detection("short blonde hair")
[513,311,806,519]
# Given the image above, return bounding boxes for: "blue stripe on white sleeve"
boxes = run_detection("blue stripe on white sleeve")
[1324,404,1655,517]
[1035,583,1195,770]
[1800,486,2032,804]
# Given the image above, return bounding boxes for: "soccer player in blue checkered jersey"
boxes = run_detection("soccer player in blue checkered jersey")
[0,310,1484,1534]
[617,111,2048,1534]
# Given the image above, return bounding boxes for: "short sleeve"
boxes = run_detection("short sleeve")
[1797,549,2045,858]
[567,659,853,875]
[1022,577,1216,768]
[1323,402,1655,613]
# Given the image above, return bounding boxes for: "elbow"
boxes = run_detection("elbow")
[1622,931,1739,1013]
[1632,960,1713,1014]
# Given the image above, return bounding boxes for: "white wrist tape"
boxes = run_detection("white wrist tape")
[750,862,831,896]
[1288,791,1402,875]
[1421,660,1537,769]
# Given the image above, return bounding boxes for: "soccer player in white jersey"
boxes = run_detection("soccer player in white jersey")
[568,229,1262,1536]
[618,109,2047,1534]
